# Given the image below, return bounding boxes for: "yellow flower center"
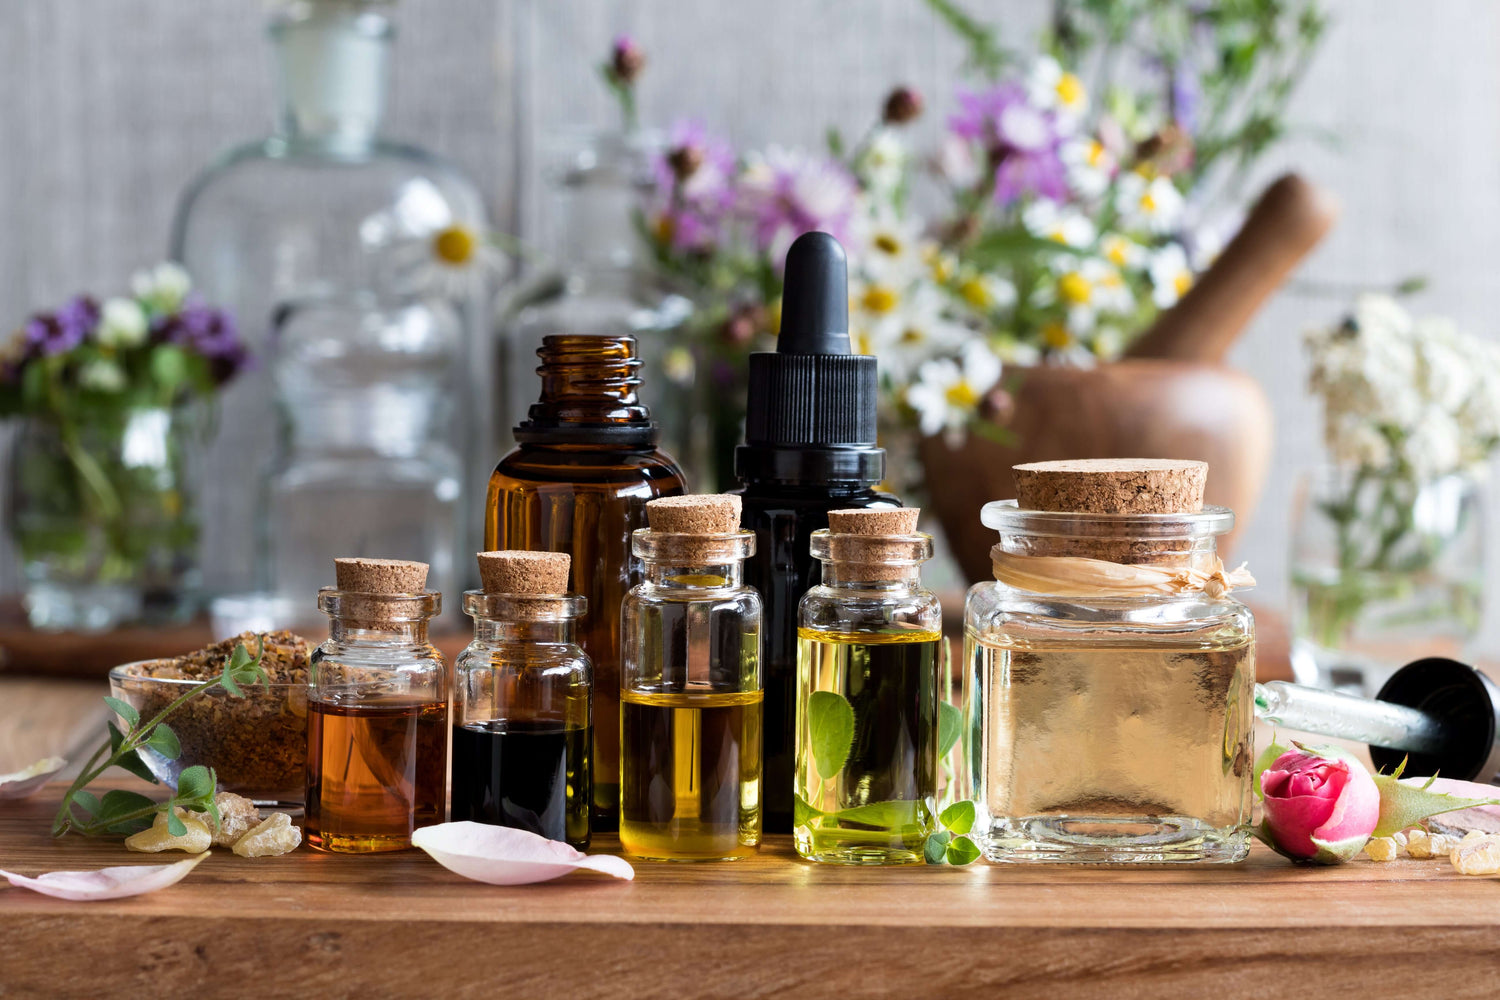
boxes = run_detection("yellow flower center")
[653,214,676,246]
[1058,272,1092,305]
[1086,140,1106,167]
[945,380,979,409]
[1173,271,1192,296]
[1056,73,1086,110]
[862,285,899,314]
[960,277,992,309]
[1139,191,1158,214]
[874,233,903,255]
[1103,237,1130,267]
[432,225,478,267]
[900,327,925,345]
[931,257,955,284]
[1043,322,1074,349]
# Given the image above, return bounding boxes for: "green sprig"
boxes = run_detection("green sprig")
[50,638,268,838]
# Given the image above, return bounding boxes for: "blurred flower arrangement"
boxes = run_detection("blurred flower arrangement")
[1291,294,1499,687]
[609,0,1326,485]
[1,264,248,629]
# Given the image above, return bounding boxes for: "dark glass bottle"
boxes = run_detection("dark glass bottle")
[735,232,901,833]
[484,335,687,828]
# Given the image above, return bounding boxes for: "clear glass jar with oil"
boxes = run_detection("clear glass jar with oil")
[967,502,1255,863]
[451,591,592,850]
[794,516,941,864]
[619,521,762,861]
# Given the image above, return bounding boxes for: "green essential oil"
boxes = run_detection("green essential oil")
[794,628,939,864]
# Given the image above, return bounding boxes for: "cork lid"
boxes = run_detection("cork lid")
[326,557,436,628]
[1014,459,1207,514]
[647,494,742,534]
[334,557,429,594]
[477,550,571,595]
[819,507,929,581]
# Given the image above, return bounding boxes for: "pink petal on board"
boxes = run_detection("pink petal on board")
[0,757,67,801]
[1409,776,1500,835]
[411,822,634,886]
[0,852,209,901]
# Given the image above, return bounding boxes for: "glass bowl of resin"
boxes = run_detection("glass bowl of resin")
[107,631,312,805]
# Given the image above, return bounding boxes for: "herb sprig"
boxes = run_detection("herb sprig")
[51,639,268,838]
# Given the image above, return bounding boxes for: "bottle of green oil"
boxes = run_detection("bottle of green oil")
[794,507,942,865]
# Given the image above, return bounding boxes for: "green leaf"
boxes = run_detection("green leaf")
[112,747,159,784]
[71,790,101,819]
[828,799,923,829]
[176,765,215,802]
[103,696,139,727]
[807,690,855,780]
[925,829,952,865]
[1251,733,1290,801]
[939,800,975,836]
[945,835,982,866]
[166,810,187,837]
[149,345,190,398]
[1308,832,1373,865]
[937,701,963,760]
[1371,771,1500,839]
[794,794,825,829]
[145,723,181,760]
[95,789,158,832]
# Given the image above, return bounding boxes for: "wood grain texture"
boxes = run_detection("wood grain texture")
[1,783,1499,997]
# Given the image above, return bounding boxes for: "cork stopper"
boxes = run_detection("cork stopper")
[647,494,742,534]
[1014,459,1207,514]
[477,550,571,595]
[1009,459,1208,564]
[823,507,927,581]
[330,557,433,628]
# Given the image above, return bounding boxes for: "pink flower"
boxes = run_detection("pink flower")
[948,85,1068,206]
[1260,745,1380,863]
[735,146,860,268]
[650,121,737,252]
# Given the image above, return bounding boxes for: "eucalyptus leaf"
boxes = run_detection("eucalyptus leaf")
[939,800,975,836]
[925,829,952,864]
[103,696,139,727]
[145,724,181,761]
[807,691,855,780]
[794,794,825,829]
[945,835,982,866]
[828,799,923,829]
[937,701,963,760]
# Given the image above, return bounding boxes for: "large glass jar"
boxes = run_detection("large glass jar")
[619,520,762,861]
[6,406,205,631]
[794,516,942,865]
[171,0,493,602]
[966,501,1255,864]
[305,584,449,854]
[452,591,592,850]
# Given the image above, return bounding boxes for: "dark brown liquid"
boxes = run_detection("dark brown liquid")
[305,699,447,853]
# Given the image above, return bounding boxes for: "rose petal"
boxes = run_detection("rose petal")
[411,822,634,886]
[0,757,67,801]
[0,852,209,901]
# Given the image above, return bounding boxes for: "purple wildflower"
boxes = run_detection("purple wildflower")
[1171,65,1201,135]
[735,146,860,268]
[949,85,1068,206]
[610,35,645,83]
[651,120,737,252]
[24,312,83,356]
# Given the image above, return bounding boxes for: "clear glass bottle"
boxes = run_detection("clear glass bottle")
[966,501,1256,863]
[619,503,762,861]
[794,514,942,865]
[171,0,493,602]
[305,562,449,854]
[452,590,592,850]
[485,335,687,828]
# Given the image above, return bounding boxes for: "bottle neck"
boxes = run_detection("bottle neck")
[269,2,392,155]
[329,619,429,644]
[819,563,923,589]
[644,560,745,591]
[472,618,577,644]
[514,335,658,445]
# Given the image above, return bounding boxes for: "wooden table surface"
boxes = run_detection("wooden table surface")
[1,783,1497,999]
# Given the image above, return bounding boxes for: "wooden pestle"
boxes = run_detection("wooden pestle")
[1125,173,1339,363]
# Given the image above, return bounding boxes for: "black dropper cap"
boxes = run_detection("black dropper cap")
[736,232,884,485]
[1369,658,1500,784]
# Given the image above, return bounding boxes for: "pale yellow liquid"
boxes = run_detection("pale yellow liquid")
[974,630,1254,862]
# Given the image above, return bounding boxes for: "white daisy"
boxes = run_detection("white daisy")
[862,282,972,382]
[130,262,191,315]
[955,270,1018,315]
[96,297,148,349]
[1060,137,1114,200]
[1148,243,1194,308]
[79,358,127,393]
[1026,56,1089,131]
[1022,200,1097,249]
[906,340,1002,440]
[1115,171,1186,235]
[857,128,909,197]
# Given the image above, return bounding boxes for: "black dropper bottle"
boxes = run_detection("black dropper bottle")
[734,231,901,833]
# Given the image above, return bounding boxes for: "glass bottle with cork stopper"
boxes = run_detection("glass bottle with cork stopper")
[452,550,592,850]
[305,557,449,853]
[795,507,942,864]
[966,459,1256,863]
[619,494,763,861]
[486,334,687,830]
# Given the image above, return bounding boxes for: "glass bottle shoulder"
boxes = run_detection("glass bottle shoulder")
[490,445,687,493]
[963,579,1254,648]
[455,638,592,684]
[310,635,447,680]
[625,580,762,621]
[799,584,942,636]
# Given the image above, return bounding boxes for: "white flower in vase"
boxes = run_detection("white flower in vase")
[859,283,971,382]
[1115,171,1185,235]
[906,340,1003,442]
[1148,243,1193,308]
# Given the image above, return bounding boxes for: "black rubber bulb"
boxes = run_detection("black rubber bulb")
[778,231,850,356]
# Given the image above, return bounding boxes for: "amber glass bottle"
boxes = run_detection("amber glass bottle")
[484,335,686,828]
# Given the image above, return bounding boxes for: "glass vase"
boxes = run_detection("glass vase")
[6,406,205,631]
[1289,465,1484,694]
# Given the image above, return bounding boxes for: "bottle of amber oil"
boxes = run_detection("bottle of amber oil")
[452,550,593,850]
[795,508,942,864]
[305,558,449,853]
[620,494,763,861]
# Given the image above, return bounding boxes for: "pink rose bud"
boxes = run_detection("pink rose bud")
[1259,745,1380,864]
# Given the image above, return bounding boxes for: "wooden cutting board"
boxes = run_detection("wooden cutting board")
[0,782,1496,998]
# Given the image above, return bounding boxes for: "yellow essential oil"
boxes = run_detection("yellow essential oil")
[794,627,940,864]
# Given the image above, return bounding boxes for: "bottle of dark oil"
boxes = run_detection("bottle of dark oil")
[451,551,594,850]
[794,509,942,865]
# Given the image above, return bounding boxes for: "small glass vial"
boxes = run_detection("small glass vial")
[795,508,941,865]
[966,460,1256,864]
[305,557,449,854]
[620,495,763,861]
[452,550,592,850]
